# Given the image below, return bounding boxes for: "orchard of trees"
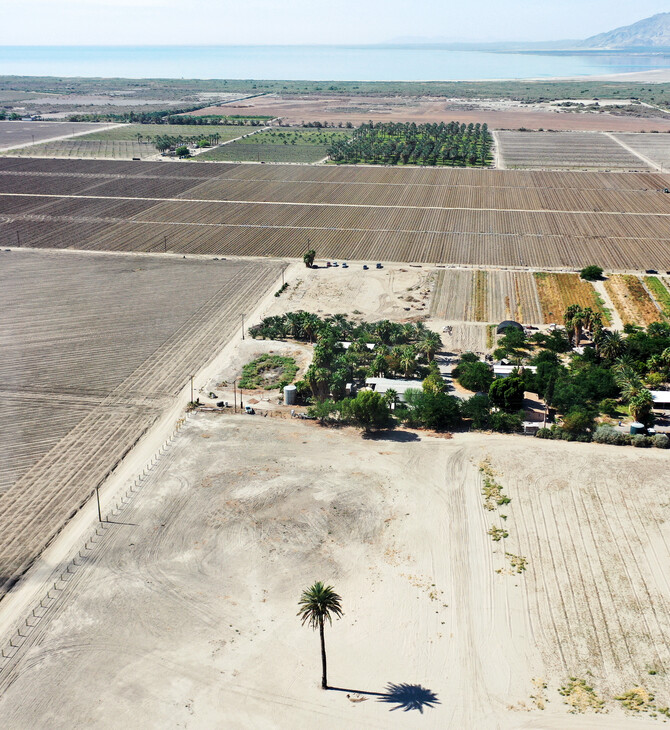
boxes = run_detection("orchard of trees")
[327,121,492,166]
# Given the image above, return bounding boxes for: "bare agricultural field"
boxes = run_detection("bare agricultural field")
[431,268,546,324]
[0,121,115,150]
[214,94,670,132]
[613,133,670,171]
[0,249,282,598]
[0,419,668,729]
[604,274,664,326]
[497,131,650,171]
[5,158,670,270]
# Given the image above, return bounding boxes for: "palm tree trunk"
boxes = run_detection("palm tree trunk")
[319,616,327,689]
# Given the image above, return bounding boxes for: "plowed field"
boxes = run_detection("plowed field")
[431,269,543,323]
[0,249,281,598]
[3,158,670,269]
[497,131,649,171]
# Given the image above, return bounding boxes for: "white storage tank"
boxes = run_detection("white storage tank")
[284,384,297,405]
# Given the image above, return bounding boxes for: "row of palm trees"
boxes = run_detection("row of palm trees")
[249,311,440,351]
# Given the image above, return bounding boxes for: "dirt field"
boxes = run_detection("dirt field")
[0,249,282,598]
[264,263,434,322]
[0,416,667,729]
[199,95,670,132]
[4,158,670,270]
[496,131,650,171]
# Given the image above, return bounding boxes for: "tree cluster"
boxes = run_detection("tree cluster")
[327,121,492,166]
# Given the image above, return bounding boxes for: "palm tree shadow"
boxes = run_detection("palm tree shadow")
[329,682,439,713]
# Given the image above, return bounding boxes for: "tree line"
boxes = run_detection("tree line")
[327,121,492,166]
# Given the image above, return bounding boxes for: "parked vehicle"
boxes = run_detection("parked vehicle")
[245,405,255,415]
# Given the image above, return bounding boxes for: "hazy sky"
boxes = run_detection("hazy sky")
[1,0,668,45]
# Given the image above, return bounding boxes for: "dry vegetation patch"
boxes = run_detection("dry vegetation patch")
[534,272,611,324]
[558,677,605,713]
[604,274,663,326]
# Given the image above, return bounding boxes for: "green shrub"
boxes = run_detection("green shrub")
[238,354,298,390]
[632,434,651,448]
[535,427,553,439]
[653,433,669,449]
[593,424,621,445]
[580,265,604,281]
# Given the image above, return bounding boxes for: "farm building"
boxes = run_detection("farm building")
[366,377,424,402]
[493,364,537,378]
[651,391,670,410]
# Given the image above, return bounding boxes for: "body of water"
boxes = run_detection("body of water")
[1,45,670,81]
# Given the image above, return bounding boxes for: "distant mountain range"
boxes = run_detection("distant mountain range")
[389,13,670,51]
[581,12,670,49]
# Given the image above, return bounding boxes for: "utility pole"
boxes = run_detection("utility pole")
[233,380,237,413]
[241,313,245,340]
[16,231,20,247]
[190,375,194,403]
[164,235,167,253]
[95,485,103,523]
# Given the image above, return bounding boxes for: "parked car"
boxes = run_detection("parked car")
[342,262,348,268]
[376,263,383,269]
[245,405,255,415]
[646,269,658,274]
[363,264,369,270]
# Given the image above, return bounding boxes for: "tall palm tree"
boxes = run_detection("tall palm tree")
[298,582,343,689]
[418,331,442,362]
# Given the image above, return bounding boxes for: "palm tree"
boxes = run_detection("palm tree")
[629,389,653,423]
[418,331,442,362]
[399,346,417,378]
[298,582,343,689]
[384,388,398,409]
[599,330,625,361]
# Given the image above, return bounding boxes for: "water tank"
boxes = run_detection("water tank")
[284,384,297,405]
[630,422,645,435]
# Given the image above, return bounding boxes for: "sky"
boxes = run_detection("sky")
[1,0,668,46]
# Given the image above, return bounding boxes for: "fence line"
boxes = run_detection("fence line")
[0,411,192,678]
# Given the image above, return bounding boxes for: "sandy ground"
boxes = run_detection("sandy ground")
[0,416,667,729]
[206,95,670,132]
[262,262,435,322]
